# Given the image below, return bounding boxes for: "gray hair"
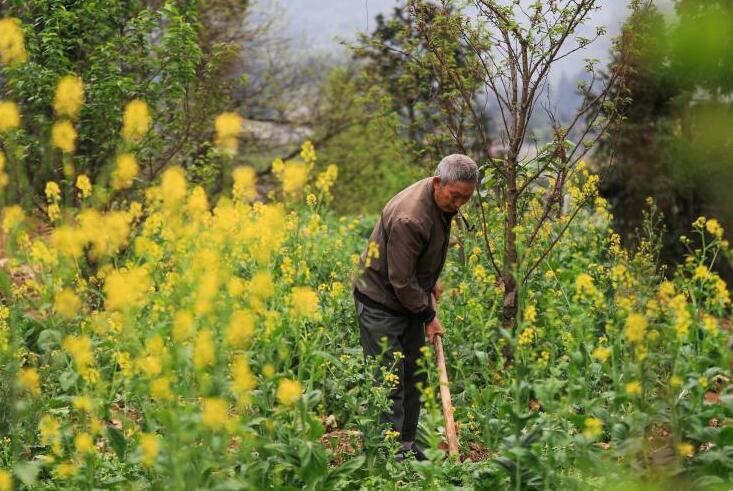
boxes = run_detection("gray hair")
[434,154,479,185]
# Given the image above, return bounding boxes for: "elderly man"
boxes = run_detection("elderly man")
[352,154,478,461]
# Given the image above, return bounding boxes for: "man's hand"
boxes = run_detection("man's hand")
[425,317,445,344]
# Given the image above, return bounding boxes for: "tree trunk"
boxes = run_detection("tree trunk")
[502,158,519,331]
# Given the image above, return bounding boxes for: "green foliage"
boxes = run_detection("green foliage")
[2,137,733,487]
[599,0,733,271]
[354,2,490,164]
[316,68,422,214]
[0,0,242,206]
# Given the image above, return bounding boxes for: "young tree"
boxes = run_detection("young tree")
[354,3,491,165]
[404,0,631,336]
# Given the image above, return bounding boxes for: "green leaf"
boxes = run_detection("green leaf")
[716,426,733,447]
[299,441,327,485]
[325,455,366,488]
[37,328,61,352]
[59,368,78,391]
[0,268,12,297]
[107,425,127,460]
[14,461,40,486]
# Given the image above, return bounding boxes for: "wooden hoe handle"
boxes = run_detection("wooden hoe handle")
[430,294,459,457]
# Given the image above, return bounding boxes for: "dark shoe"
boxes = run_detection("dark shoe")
[394,443,427,462]
[410,443,428,461]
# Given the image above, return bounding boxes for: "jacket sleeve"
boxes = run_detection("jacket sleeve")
[386,216,436,323]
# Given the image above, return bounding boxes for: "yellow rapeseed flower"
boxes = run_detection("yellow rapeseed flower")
[677,442,694,458]
[193,329,215,368]
[201,397,228,430]
[103,266,152,311]
[45,181,61,201]
[289,286,319,321]
[38,414,61,449]
[18,367,40,395]
[262,364,275,378]
[671,294,691,339]
[306,193,317,207]
[517,327,535,346]
[0,153,7,188]
[591,346,611,363]
[694,265,710,281]
[524,304,537,323]
[187,186,209,218]
[703,315,719,334]
[625,380,642,396]
[0,101,20,132]
[330,281,344,299]
[75,174,92,199]
[46,203,60,222]
[0,469,11,491]
[225,309,255,349]
[51,225,86,257]
[29,239,57,267]
[51,120,77,153]
[705,218,724,239]
[658,280,675,302]
[54,288,81,319]
[281,161,308,195]
[249,272,274,300]
[150,376,174,402]
[62,335,94,375]
[384,429,400,440]
[0,18,27,65]
[160,166,187,209]
[54,75,84,120]
[214,112,242,154]
[111,153,139,190]
[74,432,94,454]
[121,99,151,142]
[72,396,94,413]
[77,209,132,258]
[231,354,256,400]
[55,462,78,479]
[316,164,338,193]
[624,313,647,344]
[194,270,219,315]
[582,417,602,438]
[574,273,603,306]
[232,166,256,201]
[714,277,730,305]
[172,310,195,342]
[1,205,24,232]
[277,378,302,406]
[670,375,683,389]
[300,140,316,163]
[140,433,160,467]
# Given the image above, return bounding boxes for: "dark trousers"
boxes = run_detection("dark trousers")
[354,295,427,442]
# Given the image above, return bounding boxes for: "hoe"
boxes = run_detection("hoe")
[431,293,459,457]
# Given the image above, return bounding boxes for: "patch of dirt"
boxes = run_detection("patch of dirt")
[319,429,363,466]
[463,441,491,462]
[436,440,491,462]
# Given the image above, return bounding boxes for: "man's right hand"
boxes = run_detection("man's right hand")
[425,317,445,344]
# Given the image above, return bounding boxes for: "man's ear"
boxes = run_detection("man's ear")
[432,176,441,189]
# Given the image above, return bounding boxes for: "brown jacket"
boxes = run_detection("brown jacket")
[353,177,455,321]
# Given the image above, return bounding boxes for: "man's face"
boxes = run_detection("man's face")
[432,177,475,213]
